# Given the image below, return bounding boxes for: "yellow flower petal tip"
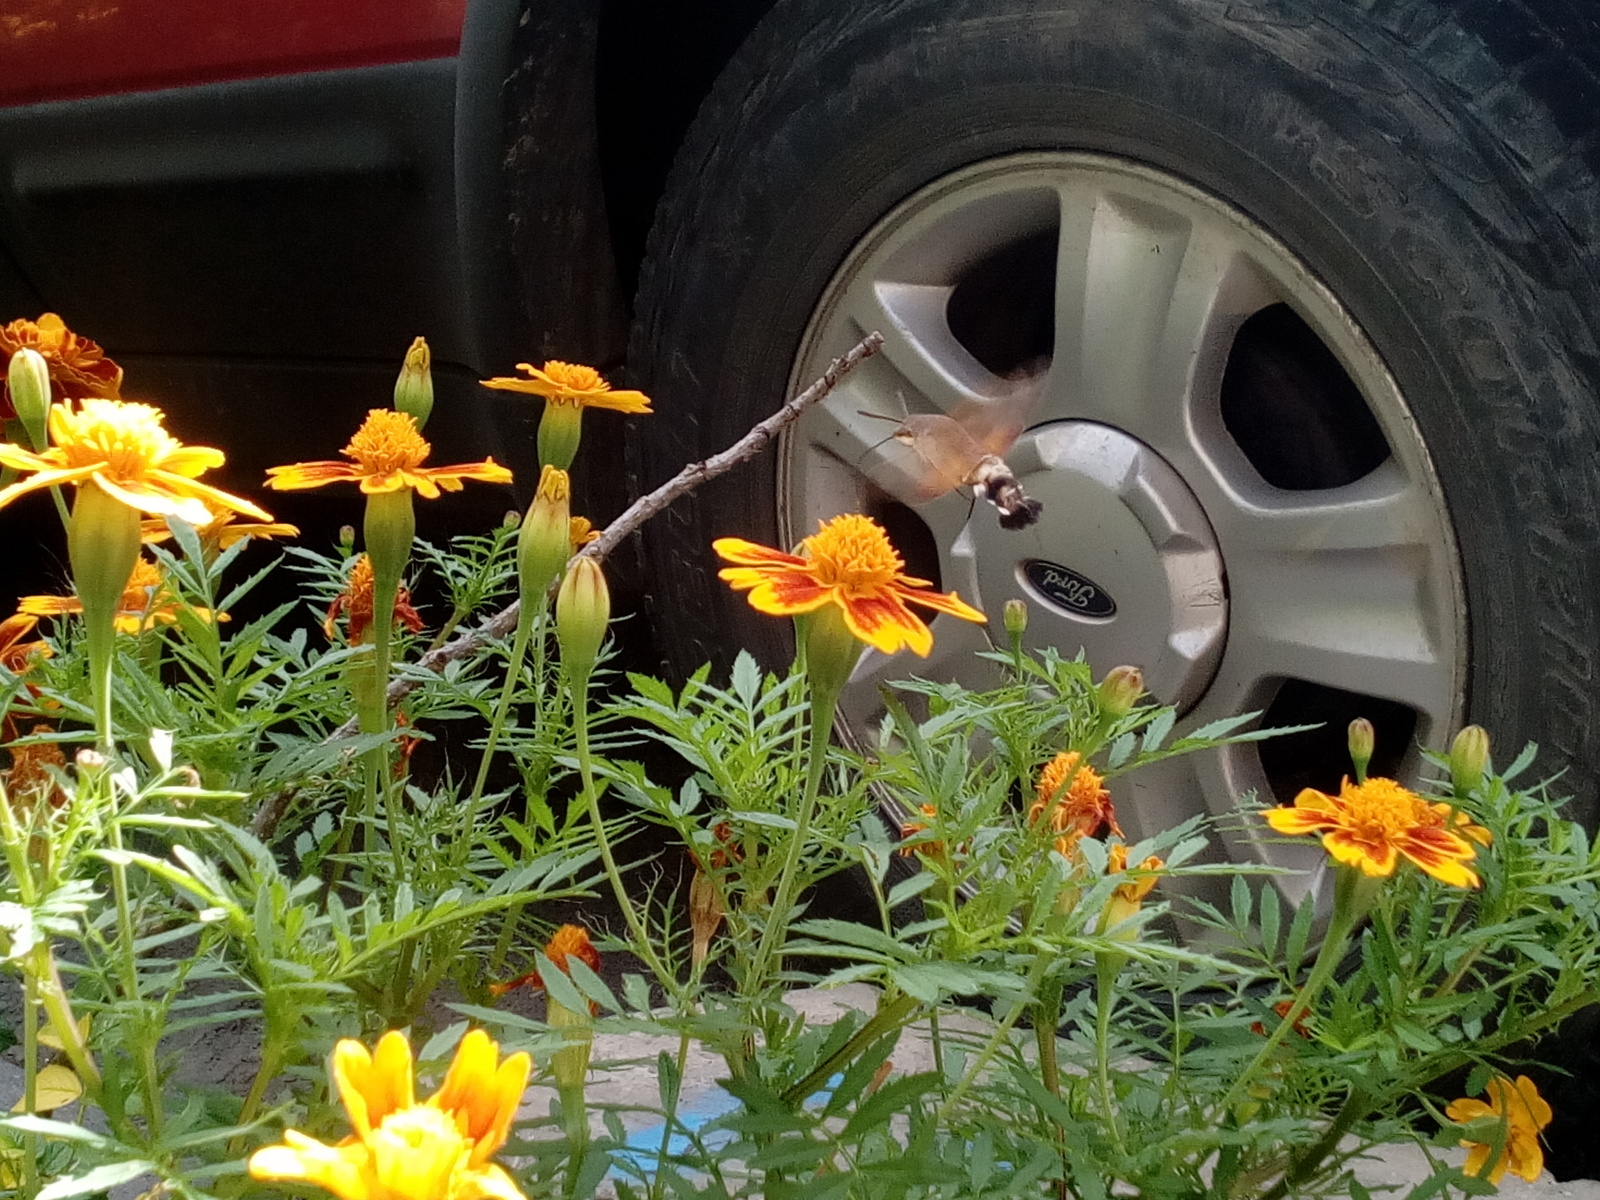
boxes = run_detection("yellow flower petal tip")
[1261,776,1483,888]
[0,396,269,525]
[250,1028,531,1200]
[265,408,513,499]
[712,513,984,657]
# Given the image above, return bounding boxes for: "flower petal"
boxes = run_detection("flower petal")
[249,1130,370,1200]
[148,471,272,521]
[838,590,933,657]
[92,474,214,524]
[1321,829,1398,877]
[265,460,362,490]
[154,445,227,479]
[466,1163,530,1200]
[580,389,652,413]
[896,583,986,623]
[0,466,99,510]
[333,1032,415,1140]
[712,537,809,570]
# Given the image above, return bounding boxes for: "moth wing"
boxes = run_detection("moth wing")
[948,371,1044,458]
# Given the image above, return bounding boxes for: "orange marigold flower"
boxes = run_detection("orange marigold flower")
[249,1028,530,1200]
[688,820,741,871]
[713,513,984,656]
[480,360,652,414]
[0,613,50,676]
[0,396,269,525]
[1263,776,1481,888]
[1029,751,1121,856]
[0,313,122,413]
[899,803,940,858]
[1445,1074,1553,1184]
[1249,999,1313,1039]
[323,555,426,644]
[489,924,603,1000]
[6,725,67,810]
[20,558,217,634]
[265,408,512,498]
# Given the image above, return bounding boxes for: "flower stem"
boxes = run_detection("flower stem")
[747,687,838,995]
[572,671,679,997]
[461,604,537,861]
[1093,955,1127,1156]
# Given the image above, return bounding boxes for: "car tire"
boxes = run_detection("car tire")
[626,0,1600,1173]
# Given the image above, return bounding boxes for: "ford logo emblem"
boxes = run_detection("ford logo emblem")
[1020,559,1117,618]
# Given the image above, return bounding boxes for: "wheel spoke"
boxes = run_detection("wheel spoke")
[1045,183,1278,456]
[838,278,990,415]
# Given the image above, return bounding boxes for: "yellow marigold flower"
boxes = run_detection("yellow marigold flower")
[249,1028,530,1200]
[0,396,269,526]
[0,313,122,409]
[323,555,426,644]
[1263,776,1482,888]
[713,513,984,657]
[1446,1074,1553,1184]
[264,409,512,499]
[20,558,216,634]
[141,509,300,551]
[1029,751,1120,856]
[1101,842,1164,935]
[480,360,652,414]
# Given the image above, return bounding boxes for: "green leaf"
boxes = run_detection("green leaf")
[37,1160,158,1200]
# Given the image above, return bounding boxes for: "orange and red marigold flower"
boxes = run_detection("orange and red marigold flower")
[490,924,602,1000]
[1030,750,1120,858]
[1262,776,1486,888]
[324,555,426,644]
[0,313,123,416]
[713,513,984,656]
[265,408,513,498]
[20,557,215,634]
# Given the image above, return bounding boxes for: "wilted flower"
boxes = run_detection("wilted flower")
[5,725,67,811]
[323,555,425,645]
[1262,776,1482,888]
[248,1029,530,1200]
[714,514,984,657]
[1445,1074,1553,1184]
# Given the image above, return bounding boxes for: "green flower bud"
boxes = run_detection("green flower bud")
[1449,725,1490,797]
[1097,665,1144,719]
[8,348,53,451]
[1003,598,1028,640]
[1347,718,1375,783]
[556,555,609,681]
[392,336,433,428]
[518,465,572,606]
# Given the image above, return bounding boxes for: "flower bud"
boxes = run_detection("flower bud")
[1097,665,1144,720]
[9,348,53,451]
[1449,725,1490,797]
[392,336,433,428]
[1003,598,1028,641]
[518,465,572,606]
[1347,718,1375,782]
[337,525,356,554]
[555,555,609,682]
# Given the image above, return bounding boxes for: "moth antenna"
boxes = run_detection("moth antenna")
[854,430,900,469]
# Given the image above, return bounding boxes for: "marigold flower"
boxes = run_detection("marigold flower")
[264,409,512,499]
[6,725,67,810]
[1029,751,1120,856]
[0,396,268,526]
[713,514,984,657]
[1262,776,1482,888]
[21,558,216,634]
[569,516,600,552]
[1101,842,1164,936]
[489,924,603,998]
[248,1028,530,1200]
[324,555,426,644]
[1249,999,1313,1039]
[480,360,652,414]
[0,613,50,676]
[1445,1074,1553,1184]
[0,313,122,414]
